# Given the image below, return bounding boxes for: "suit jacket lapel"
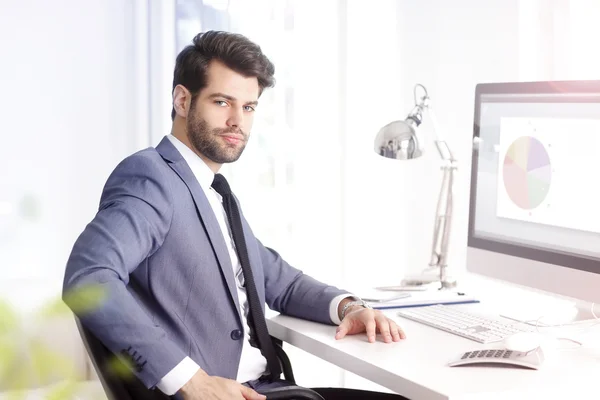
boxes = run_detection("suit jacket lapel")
[155,137,241,318]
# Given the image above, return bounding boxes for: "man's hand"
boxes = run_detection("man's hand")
[179,369,266,400]
[335,306,406,343]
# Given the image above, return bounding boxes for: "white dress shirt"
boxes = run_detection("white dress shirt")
[157,134,351,395]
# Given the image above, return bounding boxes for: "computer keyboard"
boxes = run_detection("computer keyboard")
[397,304,535,343]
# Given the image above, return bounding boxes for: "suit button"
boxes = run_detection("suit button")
[230,329,243,340]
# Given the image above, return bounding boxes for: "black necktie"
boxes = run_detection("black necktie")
[211,173,282,380]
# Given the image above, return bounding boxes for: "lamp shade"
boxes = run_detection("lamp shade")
[373,119,423,160]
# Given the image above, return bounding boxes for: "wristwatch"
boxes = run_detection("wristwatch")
[340,299,372,320]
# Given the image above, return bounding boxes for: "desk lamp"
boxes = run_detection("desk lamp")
[374,84,457,289]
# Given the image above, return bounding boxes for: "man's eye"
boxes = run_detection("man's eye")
[243,105,255,112]
[215,101,227,106]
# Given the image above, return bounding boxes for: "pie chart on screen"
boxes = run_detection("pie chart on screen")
[503,136,551,210]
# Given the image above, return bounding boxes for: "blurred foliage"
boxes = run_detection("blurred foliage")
[0,284,134,399]
[43,284,107,318]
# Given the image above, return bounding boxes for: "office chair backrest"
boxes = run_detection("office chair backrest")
[74,317,170,400]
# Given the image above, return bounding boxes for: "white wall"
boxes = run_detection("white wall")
[0,0,148,310]
[341,0,406,291]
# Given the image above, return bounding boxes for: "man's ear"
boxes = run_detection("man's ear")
[173,85,192,118]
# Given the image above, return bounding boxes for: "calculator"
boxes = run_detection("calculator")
[448,348,545,370]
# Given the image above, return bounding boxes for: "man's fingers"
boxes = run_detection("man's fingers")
[336,309,406,343]
[240,384,266,400]
[365,320,377,343]
[388,319,406,341]
[335,322,349,340]
[375,314,392,343]
[389,319,401,341]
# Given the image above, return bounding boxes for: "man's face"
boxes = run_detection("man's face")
[186,60,260,165]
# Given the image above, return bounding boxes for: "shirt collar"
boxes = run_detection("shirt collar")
[167,134,215,191]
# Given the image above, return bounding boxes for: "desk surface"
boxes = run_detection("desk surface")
[267,286,600,400]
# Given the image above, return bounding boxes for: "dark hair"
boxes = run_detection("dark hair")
[171,30,276,120]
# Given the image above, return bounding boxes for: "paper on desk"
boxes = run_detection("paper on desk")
[366,290,479,309]
[356,288,412,303]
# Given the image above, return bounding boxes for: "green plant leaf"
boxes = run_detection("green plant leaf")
[46,284,107,317]
[5,366,30,400]
[107,355,135,380]
[7,390,25,400]
[36,297,71,319]
[0,337,19,388]
[29,339,77,385]
[0,299,19,335]
[44,380,79,400]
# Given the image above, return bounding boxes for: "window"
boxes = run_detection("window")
[172,1,340,270]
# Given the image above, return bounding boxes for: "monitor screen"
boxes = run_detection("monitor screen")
[467,80,600,304]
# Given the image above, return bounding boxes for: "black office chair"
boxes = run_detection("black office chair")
[75,318,324,400]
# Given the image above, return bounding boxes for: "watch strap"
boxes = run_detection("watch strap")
[340,299,371,320]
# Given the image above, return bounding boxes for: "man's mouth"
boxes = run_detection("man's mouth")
[221,135,243,144]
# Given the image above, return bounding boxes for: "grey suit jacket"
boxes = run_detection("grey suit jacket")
[63,136,347,389]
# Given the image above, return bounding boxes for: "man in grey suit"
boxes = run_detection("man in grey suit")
[63,31,408,400]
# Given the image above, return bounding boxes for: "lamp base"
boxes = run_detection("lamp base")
[401,272,458,290]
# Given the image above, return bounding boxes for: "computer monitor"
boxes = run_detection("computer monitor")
[467,80,600,320]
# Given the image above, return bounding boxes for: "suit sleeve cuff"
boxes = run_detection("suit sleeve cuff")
[329,294,359,325]
[156,356,200,395]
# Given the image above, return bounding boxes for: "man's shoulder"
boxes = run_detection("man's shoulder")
[103,147,175,190]
[101,147,174,202]
[114,146,169,175]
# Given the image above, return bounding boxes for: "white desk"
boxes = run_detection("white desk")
[267,287,600,399]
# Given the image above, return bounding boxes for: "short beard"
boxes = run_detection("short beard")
[186,106,248,164]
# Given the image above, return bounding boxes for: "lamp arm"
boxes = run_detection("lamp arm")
[409,86,456,163]
[428,106,456,162]
[429,161,456,271]
[426,107,457,288]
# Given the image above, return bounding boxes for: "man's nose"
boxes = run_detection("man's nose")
[226,108,243,128]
